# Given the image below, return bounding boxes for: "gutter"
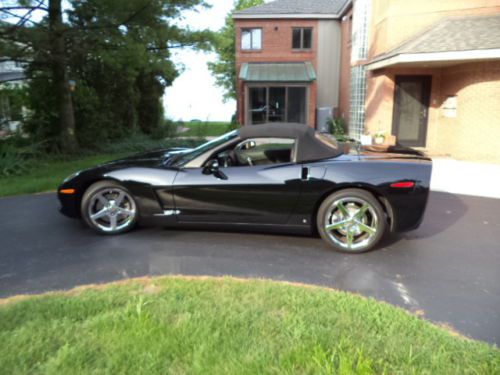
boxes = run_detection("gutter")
[366,48,500,70]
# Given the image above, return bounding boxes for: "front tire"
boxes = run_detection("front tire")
[81,181,138,235]
[317,189,386,253]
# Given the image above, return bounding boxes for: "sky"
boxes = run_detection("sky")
[164,1,236,122]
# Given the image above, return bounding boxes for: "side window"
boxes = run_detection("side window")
[241,28,262,50]
[234,138,296,166]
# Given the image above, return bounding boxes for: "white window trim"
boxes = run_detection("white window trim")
[241,28,262,51]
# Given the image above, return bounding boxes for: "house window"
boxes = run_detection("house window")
[241,28,262,50]
[248,86,307,125]
[292,28,312,50]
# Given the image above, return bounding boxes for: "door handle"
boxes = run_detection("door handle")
[301,167,310,181]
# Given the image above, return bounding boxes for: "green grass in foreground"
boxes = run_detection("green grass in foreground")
[182,121,233,137]
[0,153,126,197]
[0,277,498,374]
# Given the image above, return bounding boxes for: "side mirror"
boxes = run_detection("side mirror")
[202,159,227,180]
[246,140,257,150]
[203,159,219,175]
[237,140,256,151]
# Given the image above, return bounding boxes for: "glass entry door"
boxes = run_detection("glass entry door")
[248,86,307,125]
[392,75,431,147]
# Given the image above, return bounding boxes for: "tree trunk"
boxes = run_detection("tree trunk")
[48,0,78,153]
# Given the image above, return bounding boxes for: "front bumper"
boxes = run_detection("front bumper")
[57,191,80,218]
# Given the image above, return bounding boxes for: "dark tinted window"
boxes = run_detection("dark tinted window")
[292,28,312,49]
[249,87,267,124]
[292,28,302,49]
[303,28,312,49]
[287,87,306,123]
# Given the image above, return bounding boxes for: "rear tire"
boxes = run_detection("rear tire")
[317,189,386,253]
[81,181,138,235]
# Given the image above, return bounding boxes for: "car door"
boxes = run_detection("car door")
[171,137,303,224]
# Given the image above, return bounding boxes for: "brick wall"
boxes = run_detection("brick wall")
[235,19,319,127]
[338,7,352,122]
[364,62,500,163]
[433,62,500,162]
[364,67,442,142]
[360,0,500,162]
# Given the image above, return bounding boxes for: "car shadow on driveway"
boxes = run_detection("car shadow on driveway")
[402,191,468,239]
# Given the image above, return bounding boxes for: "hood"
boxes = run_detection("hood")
[101,147,192,169]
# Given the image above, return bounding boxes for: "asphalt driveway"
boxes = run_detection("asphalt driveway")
[0,192,499,345]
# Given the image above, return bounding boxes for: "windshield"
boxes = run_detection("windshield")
[170,130,238,167]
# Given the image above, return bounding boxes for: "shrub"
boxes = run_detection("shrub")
[328,117,349,141]
[0,138,40,178]
[96,133,204,154]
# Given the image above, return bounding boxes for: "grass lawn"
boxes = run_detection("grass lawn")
[182,121,233,137]
[0,277,498,374]
[0,153,126,197]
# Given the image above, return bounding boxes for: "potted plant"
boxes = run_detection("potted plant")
[373,130,386,145]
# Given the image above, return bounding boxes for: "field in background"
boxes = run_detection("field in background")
[0,153,127,197]
[0,136,205,197]
[180,121,233,137]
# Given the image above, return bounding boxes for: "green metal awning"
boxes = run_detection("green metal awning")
[239,62,316,82]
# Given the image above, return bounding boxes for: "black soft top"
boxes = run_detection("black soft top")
[239,123,342,162]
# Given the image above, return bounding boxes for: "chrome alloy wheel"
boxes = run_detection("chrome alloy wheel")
[324,197,379,251]
[87,188,137,233]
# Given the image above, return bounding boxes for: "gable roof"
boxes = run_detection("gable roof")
[367,14,500,70]
[233,0,350,19]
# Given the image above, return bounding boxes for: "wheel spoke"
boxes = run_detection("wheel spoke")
[336,202,349,217]
[357,221,376,235]
[91,209,108,220]
[346,230,354,248]
[115,191,125,206]
[354,204,370,220]
[96,193,109,207]
[109,215,118,230]
[325,220,349,231]
[119,208,135,218]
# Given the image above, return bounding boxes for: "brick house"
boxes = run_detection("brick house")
[234,0,500,163]
[360,0,500,163]
[233,0,349,128]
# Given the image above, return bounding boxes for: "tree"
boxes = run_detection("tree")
[48,0,78,152]
[208,0,263,102]
[1,0,79,152]
[0,0,212,152]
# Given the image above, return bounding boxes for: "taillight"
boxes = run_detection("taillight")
[390,181,415,189]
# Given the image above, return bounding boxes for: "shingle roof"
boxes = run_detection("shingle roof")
[234,0,349,16]
[370,14,500,63]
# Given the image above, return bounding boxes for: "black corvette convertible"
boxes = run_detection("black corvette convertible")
[58,123,432,253]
